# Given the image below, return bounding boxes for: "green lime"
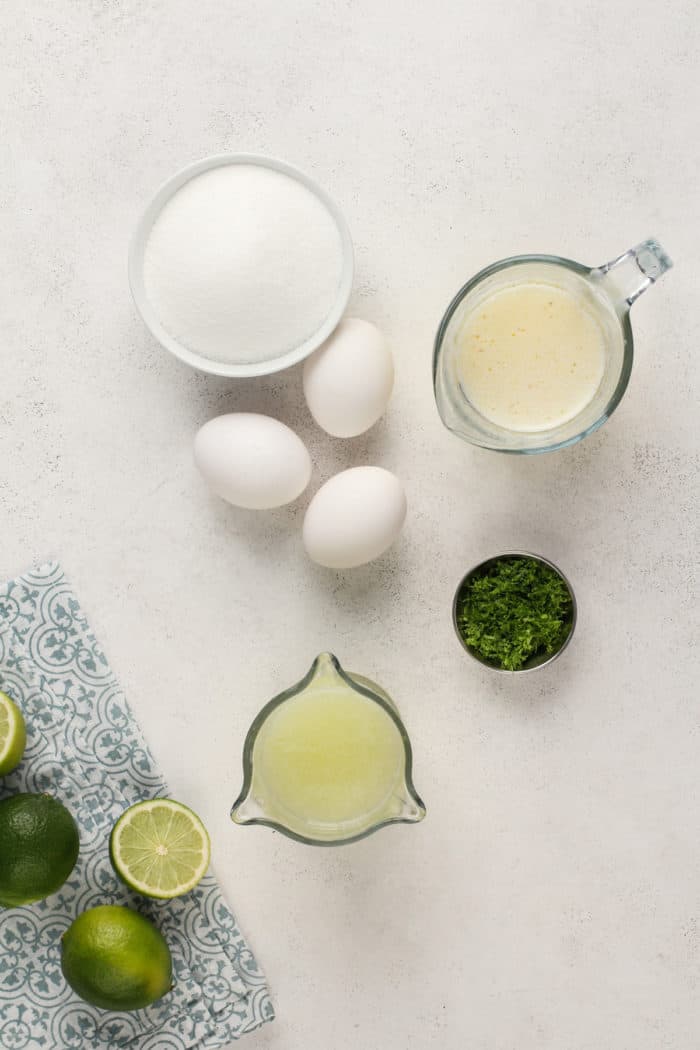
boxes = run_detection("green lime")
[0,793,80,907]
[61,904,172,1011]
[109,799,210,900]
[0,692,26,775]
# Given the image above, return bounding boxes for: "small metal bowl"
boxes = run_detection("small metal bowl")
[452,551,577,673]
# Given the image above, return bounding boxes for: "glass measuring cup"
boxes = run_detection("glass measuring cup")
[433,239,672,453]
[231,653,425,846]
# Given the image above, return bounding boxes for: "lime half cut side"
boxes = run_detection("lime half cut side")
[110,799,211,899]
[0,692,27,775]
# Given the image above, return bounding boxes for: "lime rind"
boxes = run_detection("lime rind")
[110,799,211,899]
[0,692,27,776]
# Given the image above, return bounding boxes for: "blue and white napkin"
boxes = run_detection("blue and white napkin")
[0,562,273,1048]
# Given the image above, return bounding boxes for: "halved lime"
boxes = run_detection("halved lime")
[0,692,27,776]
[109,799,210,899]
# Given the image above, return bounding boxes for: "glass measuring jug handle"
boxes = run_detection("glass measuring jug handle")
[592,239,673,308]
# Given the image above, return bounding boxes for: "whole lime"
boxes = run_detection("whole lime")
[0,793,80,907]
[61,905,173,1011]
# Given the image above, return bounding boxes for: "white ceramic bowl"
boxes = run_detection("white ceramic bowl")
[128,153,354,378]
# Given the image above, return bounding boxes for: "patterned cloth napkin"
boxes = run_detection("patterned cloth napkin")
[0,562,274,1049]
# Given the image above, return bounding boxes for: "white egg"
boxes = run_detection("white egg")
[194,413,311,510]
[303,318,394,438]
[303,466,407,568]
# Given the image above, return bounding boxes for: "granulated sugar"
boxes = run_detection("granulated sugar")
[142,164,345,365]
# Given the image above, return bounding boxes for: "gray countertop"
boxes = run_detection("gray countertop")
[2,2,698,1048]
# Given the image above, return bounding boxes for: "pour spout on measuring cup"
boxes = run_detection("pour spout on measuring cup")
[592,238,673,308]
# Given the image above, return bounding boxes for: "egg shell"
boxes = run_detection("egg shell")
[194,413,312,510]
[303,318,394,438]
[303,466,407,568]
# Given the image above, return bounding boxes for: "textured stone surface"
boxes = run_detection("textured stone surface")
[1,2,698,1048]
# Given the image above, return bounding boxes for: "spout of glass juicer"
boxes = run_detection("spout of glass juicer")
[388,791,426,824]
[230,793,264,826]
